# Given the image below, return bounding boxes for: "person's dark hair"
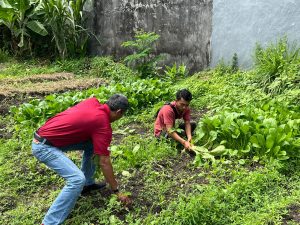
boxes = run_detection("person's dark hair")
[176,89,192,102]
[106,94,129,112]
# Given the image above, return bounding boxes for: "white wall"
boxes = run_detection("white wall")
[211,0,300,68]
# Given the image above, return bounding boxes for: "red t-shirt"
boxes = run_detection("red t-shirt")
[37,97,112,156]
[154,101,190,137]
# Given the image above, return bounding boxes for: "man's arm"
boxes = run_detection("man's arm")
[185,120,192,142]
[99,155,132,204]
[166,124,192,150]
[99,155,118,190]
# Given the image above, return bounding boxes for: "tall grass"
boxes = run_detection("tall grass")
[254,37,300,95]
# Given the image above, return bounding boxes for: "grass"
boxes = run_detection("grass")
[0,57,92,79]
[0,52,300,224]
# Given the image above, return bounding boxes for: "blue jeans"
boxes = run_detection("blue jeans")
[32,140,96,225]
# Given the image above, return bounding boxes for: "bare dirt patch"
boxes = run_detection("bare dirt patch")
[190,107,209,122]
[282,204,300,224]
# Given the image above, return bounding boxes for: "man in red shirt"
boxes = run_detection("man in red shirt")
[154,89,196,151]
[32,94,131,225]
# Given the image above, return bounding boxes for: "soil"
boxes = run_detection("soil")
[0,72,105,115]
[282,204,300,224]
[112,122,151,145]
[83,153,208,223]
[190,107,209,122]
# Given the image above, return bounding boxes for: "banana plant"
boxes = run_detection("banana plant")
[0,0,48,52]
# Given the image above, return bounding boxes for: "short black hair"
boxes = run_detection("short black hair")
[176,89,192,102]
[106,94,129,112]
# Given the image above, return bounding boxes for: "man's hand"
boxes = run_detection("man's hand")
[183,140,193,150]
[117,192,132,206]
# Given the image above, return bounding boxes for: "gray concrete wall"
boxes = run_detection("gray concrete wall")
[89,0,213,73]
[211,0,300,68]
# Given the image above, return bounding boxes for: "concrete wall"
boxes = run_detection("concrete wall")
[89,0,213,73]
[211,0,300,68]
[88,0,300,72]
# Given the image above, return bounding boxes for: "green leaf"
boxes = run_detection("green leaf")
[121,170,131,177]
[210,145,226,156]
[110,145,118,152]
[192,146,208,153]
[253,156,260,162]
[132,144,140,154]
[241,144,251,153]
[238,159,246,165]
[209,130,218,141]
[0,0,13,8]
[250,135,260,148]
[26,20,48,36]
[266,134,275,149]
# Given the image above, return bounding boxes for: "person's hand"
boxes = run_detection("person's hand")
[187,137,192,143]
[117,192,132,206]
[183,140,192,150]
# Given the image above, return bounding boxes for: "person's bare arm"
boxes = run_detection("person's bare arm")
[99,155,131,205]
[185,121,192,142]
[99,155,118,190]
[166,124,192,150]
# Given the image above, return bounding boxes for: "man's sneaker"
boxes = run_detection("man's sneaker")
[81,182,106,195]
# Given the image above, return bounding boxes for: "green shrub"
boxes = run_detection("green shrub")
[0,49,10,63]
[231,52,239,72]
[56,58,91,75]
[254,37,300,94]
[215,53,239,76]
[10,78,172,133]
[194,100,300,163]
[164,63,188,81]
[89,57,136,81]
[121,30,163,78]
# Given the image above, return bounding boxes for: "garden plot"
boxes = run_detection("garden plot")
[0,73,105,115]
[66,153,207,223]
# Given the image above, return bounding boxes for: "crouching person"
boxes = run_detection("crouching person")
[32,94,131,225]
[154,89,196,152]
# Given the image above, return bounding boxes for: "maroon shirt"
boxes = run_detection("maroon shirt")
[154,101,190,137]
[37,98,112,156]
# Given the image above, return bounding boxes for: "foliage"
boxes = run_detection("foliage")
[0,0,92,58]
[215,53,239,76]
[89,57,137,81]
[56,57,91,75]
[194,101,300,163]
[10,78,172,132]
[0,59,57,78]
[0,58,75,78]
[164,63,188,81]
[0,0,48,55]
[40,0,89,58]
[145,167,300,225]
[0,48,10,63]
[2,37,300,224]
[122,30,162,78]
[231,52,238,72]
[254,37,300,95]
[110,136,176,170]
